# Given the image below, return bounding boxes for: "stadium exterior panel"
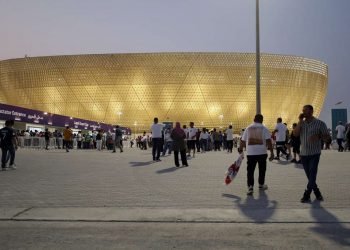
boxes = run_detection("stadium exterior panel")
[0,53,328,131]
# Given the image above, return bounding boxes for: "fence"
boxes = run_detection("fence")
[17,137,77,150]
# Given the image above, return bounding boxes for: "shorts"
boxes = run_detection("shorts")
[187,140,196,150]
[276,141,286,148]
[292,144,300,154]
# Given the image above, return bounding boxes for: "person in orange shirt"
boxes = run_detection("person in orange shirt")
[63,126,73,152]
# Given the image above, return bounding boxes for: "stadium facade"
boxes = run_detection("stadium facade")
[0,53,328,132]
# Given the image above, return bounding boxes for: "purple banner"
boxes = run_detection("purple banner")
[0,103,131,134]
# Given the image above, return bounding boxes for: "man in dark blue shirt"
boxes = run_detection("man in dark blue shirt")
[0,120,17,171]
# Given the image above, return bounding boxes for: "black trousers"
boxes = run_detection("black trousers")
[227,140,233,152]
[247,154,268,187]
[276,141,288,157]
[214,141,221,151]
[152,138,162,160]
[337,139,344,151]
[1,146,15,168]
[174,149,188,166]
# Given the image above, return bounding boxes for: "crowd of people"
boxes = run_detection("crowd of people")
[1,104,350,203]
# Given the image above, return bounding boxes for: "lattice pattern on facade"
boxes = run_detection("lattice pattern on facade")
[0,53,328,132]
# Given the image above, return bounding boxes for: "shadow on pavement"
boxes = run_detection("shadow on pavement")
[310,201,350,246]
[274,160,290,166]
[222,191,278,223]
[129,161,154,167]
[156,166,183,174]
[293,163,304,169]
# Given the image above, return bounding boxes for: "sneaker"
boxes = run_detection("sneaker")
[274,157,280,160]
[300,190,311,203]
[182,164,189,167]
[259,184,268,190]
[9,164,16,170]
[175,165,180,168]
[297,160,302,164]
[247,186,254,195]
[291,159,297,163]
[314,188,324,201]
[2,167,8,171]
[156,159,161,162]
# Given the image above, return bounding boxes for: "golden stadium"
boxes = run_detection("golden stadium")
[0,53,328,132]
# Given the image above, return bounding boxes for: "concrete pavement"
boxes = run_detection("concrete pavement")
[0,147,349,248]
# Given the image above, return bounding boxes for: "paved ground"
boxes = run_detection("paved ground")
[0,147,349,249]
[0,221,349,250]
[0,148,349,209]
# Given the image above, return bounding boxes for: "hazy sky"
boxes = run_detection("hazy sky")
[1,0,349,126]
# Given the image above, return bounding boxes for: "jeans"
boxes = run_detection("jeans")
[200,139,207,152]
[96,140,102,151]
[337,138,344,151]
[152,138,162,160]
[1,146,15,168]
[163,141,173,155]
[113,137,123,152]
[301,154,321,192]
[247,154,268,187]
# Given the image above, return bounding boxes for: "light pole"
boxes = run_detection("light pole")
[256,0,261,114]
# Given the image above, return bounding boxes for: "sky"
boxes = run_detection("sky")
[1,0,349,127]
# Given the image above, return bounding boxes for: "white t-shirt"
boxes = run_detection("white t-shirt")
[151,123,164,138]
[226,128,234,140]
[24,132,30,139]
[183,128,189,140]
[274,123,287,142]
[335,125,345,139]
[242,122,271,156]
[188,127,197,140]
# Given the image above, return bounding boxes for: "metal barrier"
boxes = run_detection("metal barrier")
[18,137,72,150]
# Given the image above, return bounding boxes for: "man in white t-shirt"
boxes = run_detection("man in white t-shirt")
[238,114,274,195]
[226,125,234,153]
[335,121,346,152]
[187,122,197,158]
[274,117,289,160]
[151,117,164,161]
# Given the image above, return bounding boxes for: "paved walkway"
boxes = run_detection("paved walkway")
[0,148,349,222]
[1,147,350,249]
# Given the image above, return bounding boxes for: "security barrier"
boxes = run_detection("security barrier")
[17,137,76,150]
